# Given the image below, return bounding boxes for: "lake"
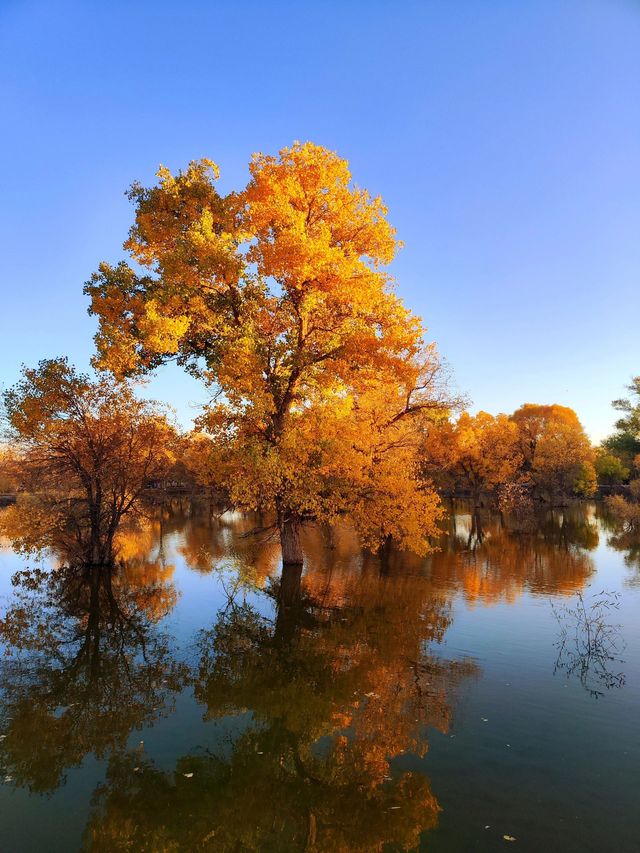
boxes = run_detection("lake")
[0,501,638,852]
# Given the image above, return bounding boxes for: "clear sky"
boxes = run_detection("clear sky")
[0,0,638,441]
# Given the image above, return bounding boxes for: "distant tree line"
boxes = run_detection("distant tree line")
[420,403,596,508]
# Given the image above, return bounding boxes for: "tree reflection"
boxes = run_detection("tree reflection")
[0,511,187,794]
[599,502,640,582]
[0,498,607,849]
[609,532,640,579]
[427,504,597,604]
[84,562,476,852]
[176,507,282,583]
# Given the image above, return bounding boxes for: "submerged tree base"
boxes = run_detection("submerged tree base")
[280,516,303,565]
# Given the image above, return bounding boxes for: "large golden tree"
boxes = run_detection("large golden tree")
[85,143,449,562]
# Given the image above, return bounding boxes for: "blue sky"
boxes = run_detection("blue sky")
[0,0,638,440]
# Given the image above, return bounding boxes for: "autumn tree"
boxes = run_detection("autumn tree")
[604,491,640,576]
[511,404,595,501]
[178,430,225,505]
[422,411,522,505]
[601,377,640,469]
[85,142,450,563]
[1,358,175,564]
[0,443,19,496]
[594,450,629,486]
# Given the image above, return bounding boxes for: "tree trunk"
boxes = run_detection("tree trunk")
[377,534,393,575]
[279,559,303,606]
[279,514,303,565]
[324,522,337,550]
[471,484,481,510]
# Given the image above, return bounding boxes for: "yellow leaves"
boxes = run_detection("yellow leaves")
[423,411,523,497]
[243,141,399,291]
[138,301,190,354]
[198,368,446,555]
[84,142,452,555]
[125,158,238,289]
[2,359,177,564]
[423,403,595,501]
[87,142,421,393]
[574,461,597,497]
[512,403,594,497]
[158,158,220,186]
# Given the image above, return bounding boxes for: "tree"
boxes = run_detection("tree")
[594,450,629,486]
[511,404,595,501]
[85,143,450,563]
[178,430,226,506]
[1,358,175,564]
[602,377,640,468]
[573,461,598,497]
[421,411,523,505]
[604,490,640,576]
[0,444,19,495]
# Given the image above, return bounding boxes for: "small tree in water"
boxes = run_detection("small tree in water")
[1,358,175,565]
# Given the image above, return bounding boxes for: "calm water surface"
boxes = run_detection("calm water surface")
[0,502,638,852]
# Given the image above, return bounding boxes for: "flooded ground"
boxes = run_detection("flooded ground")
[0,501,638,852]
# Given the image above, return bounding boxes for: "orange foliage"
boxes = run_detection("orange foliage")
[422,411,522,499]
[85,143,451,557]
[511,404,595,498]
[1,358,176,564]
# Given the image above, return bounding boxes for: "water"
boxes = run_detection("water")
[0,501,638,852]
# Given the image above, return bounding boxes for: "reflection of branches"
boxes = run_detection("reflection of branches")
[216,569,260,618]
[432,503,597,606]
[609,533,640,578]
[108,567,474,853]
[0,563,187,793]
[602,500,640,580]
[551,590,626,698]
